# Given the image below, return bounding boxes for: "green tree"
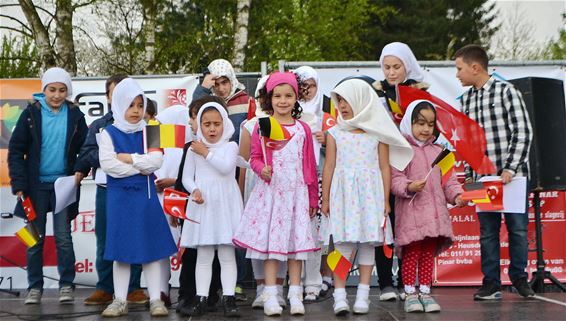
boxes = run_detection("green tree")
[0,35,40,78]
[362,0,498,60]
[544,14,566,59]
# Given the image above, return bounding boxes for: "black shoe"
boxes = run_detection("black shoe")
[512,277,535,298]
[207,295,219,312]
[175,297,187,314]
[222,295,240,317]
[474,282,502,300]
[182,295,208,317]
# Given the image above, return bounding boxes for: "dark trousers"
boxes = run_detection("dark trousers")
[375,195,402,289]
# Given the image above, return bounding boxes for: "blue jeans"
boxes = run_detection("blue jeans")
[478,212,529,286]
[27,184,75,290]
[95,186,142,294]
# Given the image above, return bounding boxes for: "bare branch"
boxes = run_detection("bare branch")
[0,26,33,38]
[72,0,99,9]
[0,14,33,33]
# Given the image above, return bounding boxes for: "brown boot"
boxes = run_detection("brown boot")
[127,289,149,305]
[84,289,113,305]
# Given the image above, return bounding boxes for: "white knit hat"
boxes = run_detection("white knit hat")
[41,67,73,97]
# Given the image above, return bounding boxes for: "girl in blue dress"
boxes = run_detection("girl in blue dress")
[99,78,177,317]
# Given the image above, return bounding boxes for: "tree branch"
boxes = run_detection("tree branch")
[72,0,99,9]
[0,26,33,38]
[0,14,33,33]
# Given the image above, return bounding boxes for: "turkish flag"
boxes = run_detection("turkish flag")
[397,86,496,175]
[247,97,256,121]
[482,180,504,211]
[322,112,337,131]
[163,188,188,219]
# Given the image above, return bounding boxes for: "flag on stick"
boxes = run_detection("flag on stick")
[20,196,36,221]
[247,97,256,121]
[322,95,337,131]
[382,219,393,259]
[163,188,200,223]
[327,249,353,281]
[258,116,293,150]
[397,86,496,174]
[431,148,456,186]
[15,222,39,248]
[145,124,186,149]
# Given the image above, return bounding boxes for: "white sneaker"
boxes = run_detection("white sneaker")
[149,299,168,316]
[102,299,128,317]
[353,297,370,314]
[24,289,42,305]
[288,291,305,315]
[59,286,74,304]
[379,286,398,301]
[252,294,264,309]
[333,293,350,316]
[263,293,282,316]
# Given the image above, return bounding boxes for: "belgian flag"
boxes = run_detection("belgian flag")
[145,124,186,150]
[431,148,455,186]
[15,222,39,248]
[258,116,292,150]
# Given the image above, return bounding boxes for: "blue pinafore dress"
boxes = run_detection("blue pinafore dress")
[104,125,177,264]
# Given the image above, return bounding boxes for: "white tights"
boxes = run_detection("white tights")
[113,260,161,301]
[335,242,375,266]
[196,245,237,296]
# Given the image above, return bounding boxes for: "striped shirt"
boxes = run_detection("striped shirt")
[460,76,533,178]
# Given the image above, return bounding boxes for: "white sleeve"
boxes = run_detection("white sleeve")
[99,130,140,178]
[131,151,163,175]
[205,143,239,175]
[182,150,198,193]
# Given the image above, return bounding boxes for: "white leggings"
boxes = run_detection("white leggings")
[196,245,237,296]
[251,259,287,280]
[113,260,161,301]
[335,242,375,266]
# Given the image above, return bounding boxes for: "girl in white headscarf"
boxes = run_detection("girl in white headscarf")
[321,79,412,316]
[180,102,243,317]
[99,78,177,317]
[373,42,429,124]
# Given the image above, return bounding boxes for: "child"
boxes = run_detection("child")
[454,44,534,300]
[233,72,319,317]
[77,74,148,306]
[237,76,288,309]
[392,100,465,313]
[8,67,88,305]
[99,78,177,317]
[175,97,224,316]
[180,102,243,318]
[322,79,413,315]
[294,66,332,301]
[373,41,429,301]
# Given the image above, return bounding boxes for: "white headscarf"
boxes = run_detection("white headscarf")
[207,59,245,99]
[331,79,413,170]
[111,78,147,133]
[254,75,269,98]
[41,67,73,97]
[379,42,424,83]
[399,99,437,146]
[294,66,323,116]
[196,102,235,148]
[156,104,192,143]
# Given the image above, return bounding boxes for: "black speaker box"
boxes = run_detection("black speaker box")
[509,77,566,191]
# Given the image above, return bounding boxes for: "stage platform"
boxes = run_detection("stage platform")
[0,287,564,320]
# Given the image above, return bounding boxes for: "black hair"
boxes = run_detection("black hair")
[261,74,304,119]
[453,44,489,71]
[145,98,157,117]
[188,96,227,118]
[105,74,128,96]
[411,101,440,138]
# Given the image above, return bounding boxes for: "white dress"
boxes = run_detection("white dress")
[180,142,243,248]
[328,127,393,245]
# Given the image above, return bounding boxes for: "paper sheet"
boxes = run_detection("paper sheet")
[54,175,77,214]
[477,176,527,214]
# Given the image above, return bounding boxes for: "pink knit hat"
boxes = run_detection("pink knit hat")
[266,72,298,97]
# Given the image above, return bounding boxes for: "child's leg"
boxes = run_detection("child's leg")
[332,243,354,315]
[195,246,215,297]
[353,243,375,314]
[333,243,355,289]
[287,259,305,315]
[141,260,162,301]
[401,241,421,294]
[113,262,131,301]
[217,245,237,296]
[158,258,171,297]
[264,259,279,286]
[304,250,323,298]
[263,260,283,315]
[417,238,437,294]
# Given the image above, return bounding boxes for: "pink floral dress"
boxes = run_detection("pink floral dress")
[233,122,318,261]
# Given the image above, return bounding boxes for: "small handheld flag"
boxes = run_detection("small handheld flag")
[163,188,188,219]
[258,116,292,150]
[15,222,39,248]
[20,196,37,221]
[431,148,456,186]
[462,182,504,211]
[247,97,257,121]
[382,219,393,259]
[322,95,337,131]
[327,249,353,281]
[146,124,186,149]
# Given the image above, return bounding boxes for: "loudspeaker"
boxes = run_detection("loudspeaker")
[509,77,566,191]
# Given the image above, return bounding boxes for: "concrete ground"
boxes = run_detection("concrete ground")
[0,287,565,321]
